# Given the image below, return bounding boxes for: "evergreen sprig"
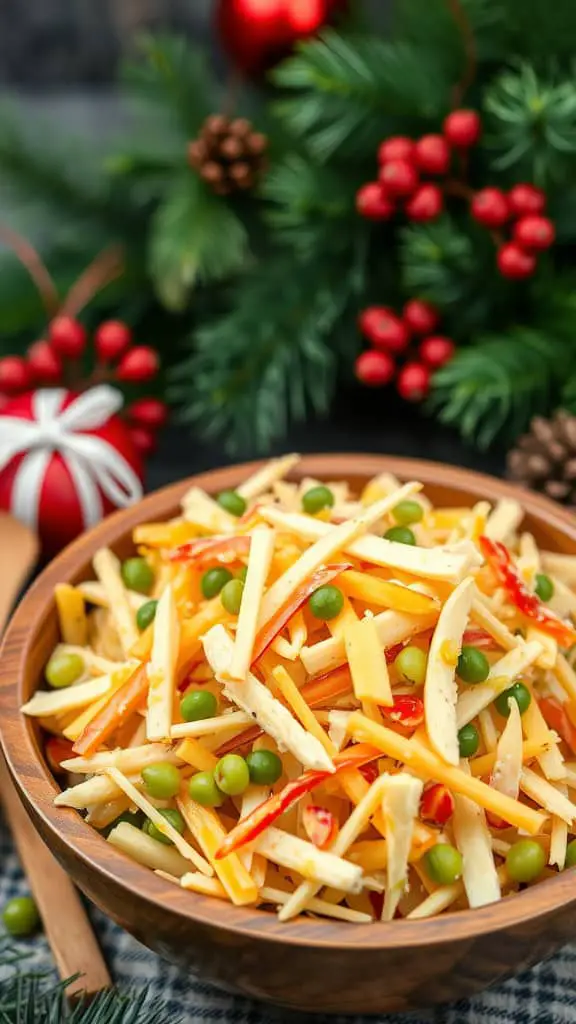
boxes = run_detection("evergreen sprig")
[400,216,476,306]
[122,34,213,139]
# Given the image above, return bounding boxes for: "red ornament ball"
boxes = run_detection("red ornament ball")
[356,182,395,221]
[358,307,410,354]
[497,243,536,280]
[0,356,32,394]
[49,317,87,359]
[355,350,395,387]
[117,346,159,383]
[128,398,169,429]
[379,159,419,197]
[397,361,431,401]
[419,335,455,369]
[402,299,439,335]
[129,425,157,457]
[27,340,63,385]
[378,136,415,165]
[414,135,450,175]
[405,184,443,222]
[471,187,509,228]
[443,109,481,148]
[508,183,546,217]
[513,215,555,251]
[95,320,132,362]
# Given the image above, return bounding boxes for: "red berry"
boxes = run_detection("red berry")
[443,109,481,148]
[95,320,132,362]
[402,299,439,335]
[48,316,87,358]
[405,184,443,222]
[513,215,555,251]
[128,397,168,429]
[358,307,410,354]
[129,425,156,457]
[0,356,31,394]
[419,335,455,369]
[356,182,395,221]
[508,183,546,217]
[471,187,509,228]
[378,136,415,165]
[497,243,537,280]
[414,135,451,175]
[27,339,63,384]
[379,159,419,197]
[117,346,159,383]
[396,361,431,401]
[355,350,395,387]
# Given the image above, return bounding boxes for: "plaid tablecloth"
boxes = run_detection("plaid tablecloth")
[1,816,574,1024]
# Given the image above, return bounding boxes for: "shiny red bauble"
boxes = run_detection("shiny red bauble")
[402,300,439,335]
[507,183,546,217]
[443,109,481,148]
[358,308,410,354]
[0,356,32,394]
[497,243,536,280]
[419,335,455,369]
[513,215,555,251]
[48,316,87,359]
[405,184,443,222]
[27,340,63,385]
[128,398,169,429]
[471,187,509,228]
[378,136,415,165]
[129,425,157,457]
[379,160,419,197]
[414,135,450,175]
[117,346,159,383]
[356,182,395,221]
[95,320,133,362]
[396,361,431,401]
[355,349,395,387]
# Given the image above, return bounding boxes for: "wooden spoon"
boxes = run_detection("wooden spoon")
[0,512,111,996]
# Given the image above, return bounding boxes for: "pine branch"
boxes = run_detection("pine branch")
[400,216,477,307]
[498,0,576,69]
[394,0,509,65]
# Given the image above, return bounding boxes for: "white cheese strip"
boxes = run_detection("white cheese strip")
[381,774,423,921]
[328,710,353,752]
[92,548,139,656]
[108,821,191,878]
[516,532,541,586]
[236,454,300,499]
[453,777,501,909]
[478,709,498,752]
[549,783,569,869]
[55,773,126,808]
[256,827,363,894]
[492,698,523,801]
[520,767,576,823]
[261,886,371,924]
[147,584,179,742]
[22,676,112,718]
[425,577,475,766]
[470,597,521,651]
[61,743,181,775]
[456,642,543,728]
[181,486,236,533]
[407,882,463,919]
[170,711,253,739]
[228,528,275,681]
[301,609,437,677]
[541,552,576,586]
[203,625,334,772]
[77,581,147,612]
[548,576,576,621]
[483,499,523,543]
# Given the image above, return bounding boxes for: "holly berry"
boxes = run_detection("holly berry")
[419,335,455,369]
[27,340,62,384]
[420,783,455,826]
[358,307,410,354]
[95,320,132,362]
[497,243,537,280]
[402,299,439,335]
[355,350,395,387]
[129,425,157,457]
[378,136,415,165]
[414,135,451,175]
[379,160,419,198]
[117,346,159,383]
[128,397,168,429]
[48,316,87,358]
[471,187,509,228]
[508,183,546,217]
[356,182,395,221]
[0,356,31,394]
[513,215,555,251]
[396,361,431,401]
[405,184,443,222]
[443,109,481,148]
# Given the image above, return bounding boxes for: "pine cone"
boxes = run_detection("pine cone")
[187,114,268,196]
[507,410,576,506]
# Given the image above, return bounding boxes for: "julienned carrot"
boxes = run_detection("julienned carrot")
[215,744,381,858]
[539,696,576,756]
[72,664,149,756]
[170,535,251,568]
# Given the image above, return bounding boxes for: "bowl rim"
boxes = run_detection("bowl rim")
[3,451,576,950]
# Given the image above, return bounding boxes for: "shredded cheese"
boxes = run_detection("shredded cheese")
[344,617,393,707]
[425,577,475,766]
[177,793,258,905]
[21,676,112,717]
[381,774,423,920]
[147,584,179,742]
[92,548,139,656]
[228,527,275,680]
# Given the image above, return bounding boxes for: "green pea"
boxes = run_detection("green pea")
[237,566,248,582]
[141,762,181,800]
[246,749,283,785]
[217,490,246,517]
[121,557,154,595]
[535,573,554,602]
[384,526,416,546]
[2,896,40,937]
[506,839,545,883]
[221,578,245,615]
[565,839,576,868]
[45,652,84,689]
[302,486,335,515]
[100,809,145,836]
[201,566,233,600]
[424,844,463,885]
[494,681,531,718]
[215,754,250,797]
[394,646,427,686]
[308,585,344,621]
[180,689,217,722]
[146,808,185,846]
[392,500,424,526]
[457,646,490,684]
[458,723,480,758]
[188,771,224,807]
[136,599,158,632]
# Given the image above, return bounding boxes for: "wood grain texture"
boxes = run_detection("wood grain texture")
[2,455,576,1014]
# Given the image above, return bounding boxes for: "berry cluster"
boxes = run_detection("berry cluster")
[356,109,481,224]
[355,299,454,400]
[470,183,554,280]
[0,317,166,456]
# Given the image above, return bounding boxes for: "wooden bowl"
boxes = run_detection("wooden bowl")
[2,454,576,1015]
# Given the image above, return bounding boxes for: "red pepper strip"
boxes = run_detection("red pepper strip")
[539,696,576,756]
[72,664,149,756]
[251,562,352,664]
[462,627,497,649]
[479,535,576,648]
[215,743,381,859]
[45,736,75,774]
[170,535,251,568]
[382,695,425,729]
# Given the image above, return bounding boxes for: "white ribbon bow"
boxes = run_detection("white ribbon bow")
[0,385,143,531]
